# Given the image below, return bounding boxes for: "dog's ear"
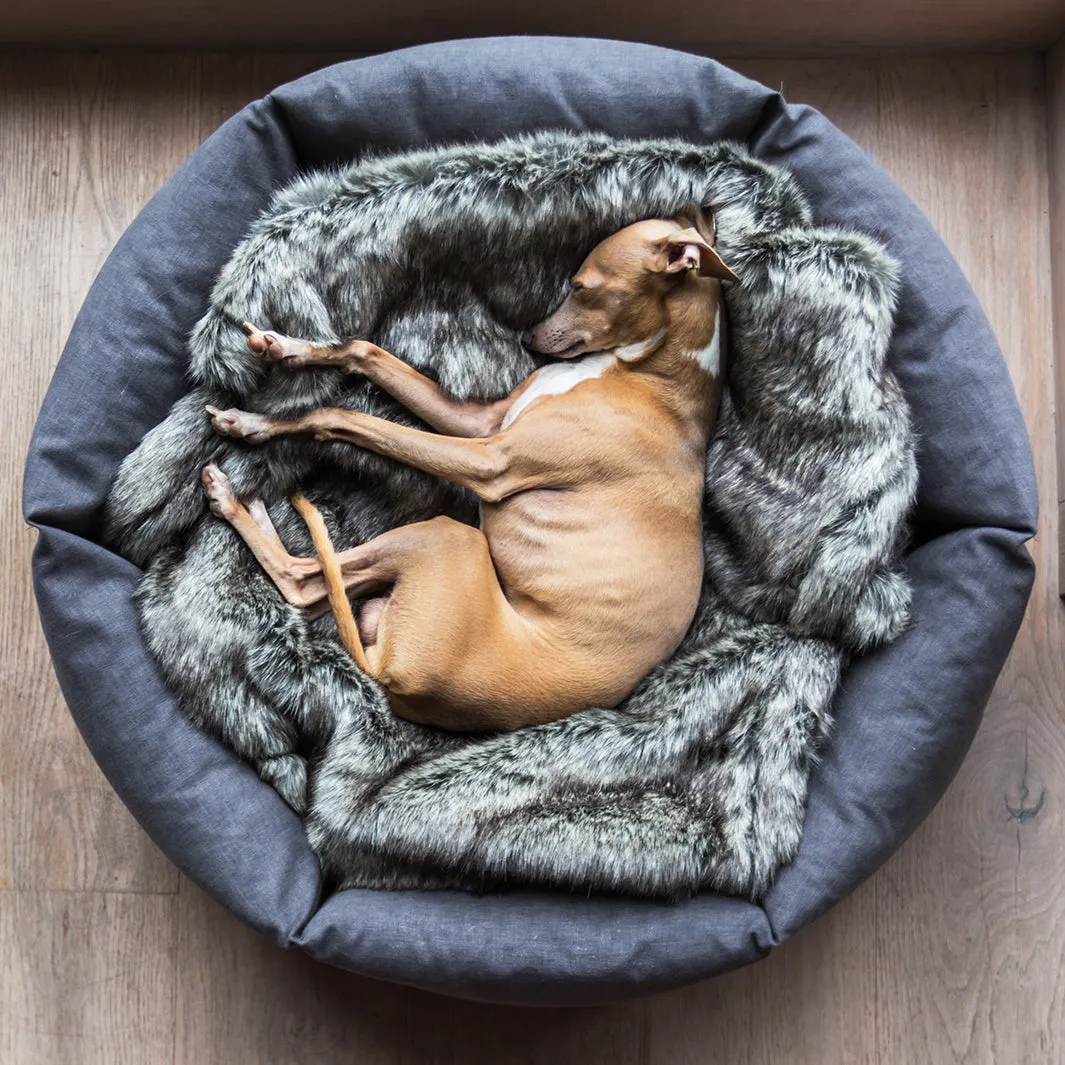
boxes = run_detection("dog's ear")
[662,228,740,283]
[674,203,717,244]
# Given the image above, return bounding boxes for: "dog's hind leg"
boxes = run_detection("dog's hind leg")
[202,465,396,614]
[201,465,324,608]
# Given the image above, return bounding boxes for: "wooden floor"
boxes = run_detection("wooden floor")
[1,52,1062,1065]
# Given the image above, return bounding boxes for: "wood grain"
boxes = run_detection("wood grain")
[650,881,880,1064]
[0,889,176,1065]
[873,56,1065,1065]
[0,51,1062,1065]
[1048,38,1065,596]
[1,0,1064,54]
[0,56,188,895]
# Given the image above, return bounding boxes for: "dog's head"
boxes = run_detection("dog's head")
[525,206,738,361]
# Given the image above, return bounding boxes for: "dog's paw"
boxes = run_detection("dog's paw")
[242,322,313,364]
[200,464,240,519]
[205,405,273,444]
[259,753,309,816]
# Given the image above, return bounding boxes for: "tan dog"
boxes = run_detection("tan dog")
[201,208,738,730]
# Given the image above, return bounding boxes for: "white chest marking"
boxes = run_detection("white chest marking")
[613,327,667,362]
[684,307,722,374]
[501,352,616,430]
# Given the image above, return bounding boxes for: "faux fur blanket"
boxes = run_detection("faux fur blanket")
[105,133,916,900]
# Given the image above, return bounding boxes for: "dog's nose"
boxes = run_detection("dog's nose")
[520,330,533,349]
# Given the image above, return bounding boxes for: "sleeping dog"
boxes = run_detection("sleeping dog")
[201,207,737,730]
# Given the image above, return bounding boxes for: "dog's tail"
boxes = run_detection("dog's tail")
[290,493,373,675]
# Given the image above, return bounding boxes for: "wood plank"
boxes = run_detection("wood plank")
[874,55,1065,1065]
[0,56,200,893]
[1047,38,1065,597]
[0,1,1063,54]
[0,889,176,1065]
[650,882,880,1065]
[174,877,645,1065]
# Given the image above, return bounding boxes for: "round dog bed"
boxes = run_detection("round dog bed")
[24,38,1036,1005]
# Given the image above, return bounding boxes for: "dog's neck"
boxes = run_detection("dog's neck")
[616,275,725,429]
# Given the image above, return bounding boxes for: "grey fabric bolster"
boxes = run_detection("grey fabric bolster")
[23,38,1036,1004]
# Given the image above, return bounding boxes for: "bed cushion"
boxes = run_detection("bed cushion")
[23,37,1036,1005]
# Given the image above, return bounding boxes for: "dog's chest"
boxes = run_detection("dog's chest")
[500,353,616,430]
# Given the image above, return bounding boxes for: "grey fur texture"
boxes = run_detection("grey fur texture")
[104,132,916,900]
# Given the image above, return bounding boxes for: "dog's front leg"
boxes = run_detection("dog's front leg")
[243,324,521,438]
[207,405,527,503]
